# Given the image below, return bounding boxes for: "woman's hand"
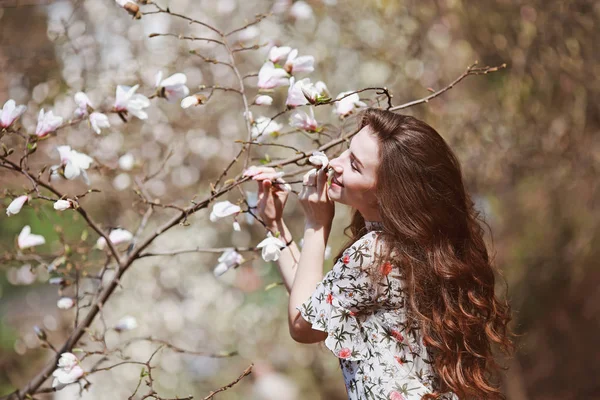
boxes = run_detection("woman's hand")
[298,166,334,230]
[243,166,290,229]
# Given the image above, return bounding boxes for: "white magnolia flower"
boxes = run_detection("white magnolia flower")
[73,92,93,118]
[309,151,329,168]
[257,62,290,90]
[0,99,27,128]
[35,109,63,138]
[289,107,318,132]
[290,1,314,19]
[256,232,286,262]
[254,95,273,106]
[17,225,46,249]
[286,77,312,108]
[57,297,74,310]
[52,352,84,390]
[115,315,138,332]
[181,95,201,109]
[213,249,244,277]
[89,112,110,134]
[96,228,133,250]
[334,91,367,117]
[6,195,29,216]
[53,199,72,211]
[155,72,190,102]
[118,153,135,170]
[233,220,241,231]
[268,46,292,64]
[251,116,283,142]
[284,49,315,74]
[52,146,94,184]
[114,84,150,120]
[301,80,329,104]
[209,201,241,222]
[299,238,331,259]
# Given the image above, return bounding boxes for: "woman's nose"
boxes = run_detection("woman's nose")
[329,158,343,172]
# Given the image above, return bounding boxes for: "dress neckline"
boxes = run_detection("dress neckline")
[365,220,384,232]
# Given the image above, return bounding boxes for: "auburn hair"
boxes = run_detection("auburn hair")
[333,108,515,399]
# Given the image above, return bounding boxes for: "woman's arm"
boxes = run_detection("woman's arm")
[268,219,301,293]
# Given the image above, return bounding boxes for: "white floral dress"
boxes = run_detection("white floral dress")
[297,223,459,400]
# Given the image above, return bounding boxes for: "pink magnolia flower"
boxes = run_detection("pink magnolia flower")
[213,249,244,276]
[96,228,133,250]
[17,225,46,249]
[155,72,190,102]
[89,112,110,134]
[301,80,329,104]
[35,109,63,138]
[286,77,311,108]
[308,151,329,168]
[114,84,150,120]
[74,92,93,117]
[257,62,289,90]
[52,146,94,184]
[251,116,283,142]
[6,195,29,216]
[254,95,273,106]
[268,45,292,64]
[0,99,27,128]
[284,49,314,74]
[289,107,318,132]
[52,352,84,390]
[334,91,367,117]
[53,199,73,211]
[209,201,241,222]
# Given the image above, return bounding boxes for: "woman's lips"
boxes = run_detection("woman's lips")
[332,176,343,187]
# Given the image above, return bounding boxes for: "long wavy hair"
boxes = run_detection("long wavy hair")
[334,108,514,399]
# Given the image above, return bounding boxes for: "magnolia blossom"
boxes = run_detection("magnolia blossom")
[73,92,93,117]
[115,0,140,18]
[52,146,94,184]
[286,77,312,108]
[114,85,150,120]
[289,107,319,132]
[87,112,110,134]
[35,109,63,138]
[284,49,315,74]
[213,249,244,276]
[257,62,289,90]
[232,220,241,231]
[309,151,329,168]
[254,95,273,106]
[268,46,292,64]
[115,316,138,332]
[52,352,84,390]
[251,116,283,142]
[334,91,367,117]
[18,225,46,249]
[302,80,329,104]
[96,228,133,250]
[6,195,29,216]
[155,72,190,102]
[53,199,72,211]
[0,99,27,128]
[209,201,241,222]
[181,95,204,109]
[57,297,74,310]
[256,232,286,262]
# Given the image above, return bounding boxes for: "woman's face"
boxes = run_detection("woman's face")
[328,125,381,220]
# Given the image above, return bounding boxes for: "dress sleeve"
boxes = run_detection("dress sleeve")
[296,231,385,361]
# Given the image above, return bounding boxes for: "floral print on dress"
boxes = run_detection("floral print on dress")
[297,229,458,400]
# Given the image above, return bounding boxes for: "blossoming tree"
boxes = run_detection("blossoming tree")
[0,1,503,399]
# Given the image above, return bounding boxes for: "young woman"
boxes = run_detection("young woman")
[244,108,514,399]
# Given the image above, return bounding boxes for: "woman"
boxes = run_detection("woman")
[244,108,514,399]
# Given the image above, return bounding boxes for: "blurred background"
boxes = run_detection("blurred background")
[0,0,598,399]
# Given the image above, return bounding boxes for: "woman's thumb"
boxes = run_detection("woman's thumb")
[263,179,272,192]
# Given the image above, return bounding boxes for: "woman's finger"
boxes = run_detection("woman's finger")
[316,166,327,195]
